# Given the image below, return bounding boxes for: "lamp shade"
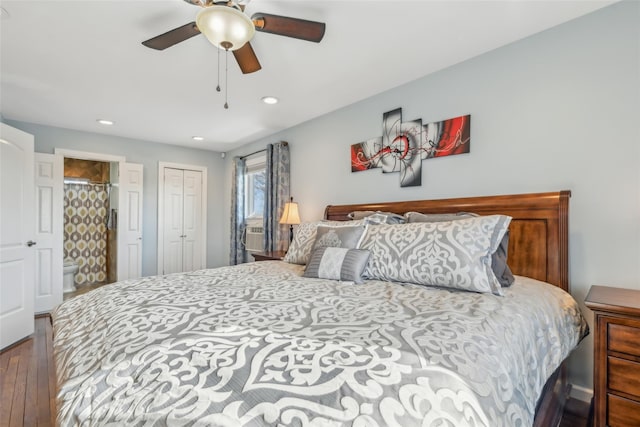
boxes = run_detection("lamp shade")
[196,5,255,51]
[279,201,301,225]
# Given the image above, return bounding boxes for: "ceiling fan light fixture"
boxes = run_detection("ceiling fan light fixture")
[196,5,255,51]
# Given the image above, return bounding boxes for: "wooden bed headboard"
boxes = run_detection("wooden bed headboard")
[324,190,571,292]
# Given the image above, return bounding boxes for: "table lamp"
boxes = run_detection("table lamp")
[279,197,301,243]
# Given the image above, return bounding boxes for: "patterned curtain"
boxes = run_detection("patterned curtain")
[263,142,290,252]
[229,157,247,265]
[64,183,108,285]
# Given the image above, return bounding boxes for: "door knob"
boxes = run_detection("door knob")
[26,240,37,247]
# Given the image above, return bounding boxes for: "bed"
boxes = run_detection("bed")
[52,190,588,427]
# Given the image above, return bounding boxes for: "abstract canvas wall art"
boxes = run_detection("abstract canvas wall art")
[351,108,470,187]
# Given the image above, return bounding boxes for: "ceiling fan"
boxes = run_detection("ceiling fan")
[142,0,326,74]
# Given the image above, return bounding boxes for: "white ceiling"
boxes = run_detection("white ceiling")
[0,0,615,152]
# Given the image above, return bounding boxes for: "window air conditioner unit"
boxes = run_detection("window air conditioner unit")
[245,222,264,252]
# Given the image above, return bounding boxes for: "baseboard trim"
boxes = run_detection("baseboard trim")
[570,384,593,403]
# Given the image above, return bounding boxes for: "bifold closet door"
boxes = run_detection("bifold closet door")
[162,168,203,274]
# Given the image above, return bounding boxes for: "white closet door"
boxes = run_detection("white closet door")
[117,163,143,280]
[34,153,63,313]
[0,123,35,349]
[182,170,203,272]
[160,167,204,274]
[163,168,184,274]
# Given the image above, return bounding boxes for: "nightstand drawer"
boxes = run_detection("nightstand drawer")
[608,356,640,397]
[608,322,640,357]
[586,286,640,427]
[607,394,640,427]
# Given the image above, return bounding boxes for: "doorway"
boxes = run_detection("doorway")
[62,158,116,286]
[55,148,143,283]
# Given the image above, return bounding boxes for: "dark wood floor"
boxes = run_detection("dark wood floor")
[1,316,592,426]
[560,397,592,427]
[0,316,56,427]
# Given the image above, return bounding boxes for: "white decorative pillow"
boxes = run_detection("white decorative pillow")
[303,247,371,283]
[283,220,365,265]
[405,211,515,287]
[360,215,512,295]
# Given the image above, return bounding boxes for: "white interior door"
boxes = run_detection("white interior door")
[117,162,143,280]
[182,170,203,272]
[0,123,35,349]
[34,153,63,313]
[163,168,184,274]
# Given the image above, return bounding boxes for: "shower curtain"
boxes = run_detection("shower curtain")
[63,182,108,285]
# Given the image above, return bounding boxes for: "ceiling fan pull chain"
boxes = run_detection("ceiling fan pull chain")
[224,49,229,109]
[216,47,221,92]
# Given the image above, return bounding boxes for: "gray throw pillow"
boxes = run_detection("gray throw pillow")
[283,220,366,265]
[313,224,367,251]
[404,212,475,223]
[348,210,406,224]
[303,247,371,283]
[404,211,515,287]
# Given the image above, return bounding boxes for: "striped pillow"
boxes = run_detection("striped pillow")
[303,247,370,284]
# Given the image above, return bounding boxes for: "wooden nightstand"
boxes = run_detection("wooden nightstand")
[585,285,640,427]
[252,251,286,262]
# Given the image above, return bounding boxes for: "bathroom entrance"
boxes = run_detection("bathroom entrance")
[63,158,118,291]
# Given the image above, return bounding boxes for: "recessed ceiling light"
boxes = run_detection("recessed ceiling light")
[261,96,279,105]
[97,119,114,125]
[192,136,204,141]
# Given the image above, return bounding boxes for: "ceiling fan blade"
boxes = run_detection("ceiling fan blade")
[142,22,201,50]
[252,13,325,43]
[232,42,262,74]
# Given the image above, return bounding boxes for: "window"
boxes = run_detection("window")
[245,153,266,219]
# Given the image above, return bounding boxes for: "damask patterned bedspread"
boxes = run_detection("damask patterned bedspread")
[52,261,587,427]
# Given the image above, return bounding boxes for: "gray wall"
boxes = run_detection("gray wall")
[224,1,640,392]
[2,120,228,275]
